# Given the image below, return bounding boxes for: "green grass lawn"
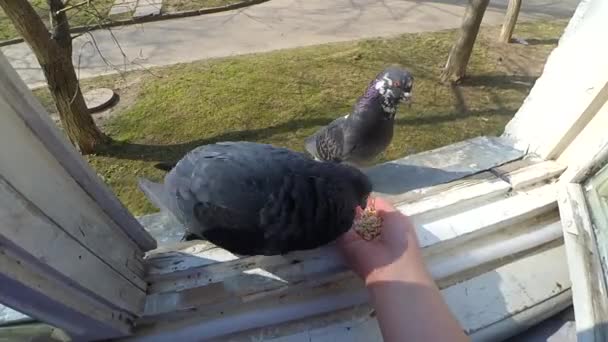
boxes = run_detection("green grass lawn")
[0,0,115,41]
[34,20,566,215]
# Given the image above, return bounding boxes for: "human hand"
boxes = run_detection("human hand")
[337,197,427,286]
[339,198,469,342]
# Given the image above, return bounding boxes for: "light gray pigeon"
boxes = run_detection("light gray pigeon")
[305,67,413,166]
[138,142,372,256]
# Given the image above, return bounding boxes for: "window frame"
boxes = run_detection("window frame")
[558,140,608,342]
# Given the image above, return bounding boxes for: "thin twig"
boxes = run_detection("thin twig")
[55,0,90,15]
[87,3,163,78]
[85,31,125,75]
[57,0,163,84]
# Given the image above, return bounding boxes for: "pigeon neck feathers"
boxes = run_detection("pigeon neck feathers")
[353,77,398,119]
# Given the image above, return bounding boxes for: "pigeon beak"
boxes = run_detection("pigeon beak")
[400,92,412,104]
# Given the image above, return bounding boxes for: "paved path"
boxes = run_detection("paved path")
[2,0,579,88]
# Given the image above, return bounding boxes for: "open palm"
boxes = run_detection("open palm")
[337,197,422,285]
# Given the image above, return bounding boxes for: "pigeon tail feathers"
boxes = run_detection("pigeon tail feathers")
[304,135,319,160]
[138,178,171,213]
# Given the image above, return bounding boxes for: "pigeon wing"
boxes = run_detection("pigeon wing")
[305,117,354,162]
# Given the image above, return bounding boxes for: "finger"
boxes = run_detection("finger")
[372,196,397,212]
[336,229,361,245]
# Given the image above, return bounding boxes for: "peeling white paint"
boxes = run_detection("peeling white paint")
[503,0,608,159]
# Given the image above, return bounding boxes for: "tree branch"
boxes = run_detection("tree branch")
[55,0,90,15]
[48,0,72,52]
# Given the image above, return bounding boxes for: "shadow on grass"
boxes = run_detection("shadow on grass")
[524,38,560,46]
[97,117,331,163]
[98,106,516,164]
[459,75,538,90]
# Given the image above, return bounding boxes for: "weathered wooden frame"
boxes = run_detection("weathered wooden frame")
[558,140,608,342]
[0,50,156,340]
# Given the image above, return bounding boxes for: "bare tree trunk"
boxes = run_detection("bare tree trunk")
[440,0,490,84]
[0,0,108,154]
[499,0,522,43]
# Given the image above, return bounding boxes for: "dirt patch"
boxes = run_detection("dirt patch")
[93,75,146,128]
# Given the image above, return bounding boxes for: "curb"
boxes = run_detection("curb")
[0,0,270,47]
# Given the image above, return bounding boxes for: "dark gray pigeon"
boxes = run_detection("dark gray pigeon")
[138,142,372,256]
[305,67,413,166]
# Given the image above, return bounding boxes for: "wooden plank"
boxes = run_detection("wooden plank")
[585,164,608,291]
[0,52,156,252]
[132,245,570,341]
[0,176,145,315]
[366,136,523,200]
[219,291,572,342]
[402,160,566,221]
[545,81,608,159]
[145,241,218,278]
[147,246,342,293]
[556,97,608,183]
[397,171,510,218]
[446,246,570,334]
[145,240,212,258]
[144,255,350,318]
[558,96,608,167]
[429,215,562,288]
[413,183,558,250]
[133,277,369,342]
[0,246,132,340]
[144,214,562,320]
[0,89,147,291]
[560,139,608,184]
[144,190,562,318]
[493,160,566,190]
[469,290,572,342]
[558,183,608,341]
[487,158,539,177]
[385,171,502,206]
[0,323,70,342]
[285,246,571,342]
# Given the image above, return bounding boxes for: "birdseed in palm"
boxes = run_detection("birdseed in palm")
[353,198,383,241]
